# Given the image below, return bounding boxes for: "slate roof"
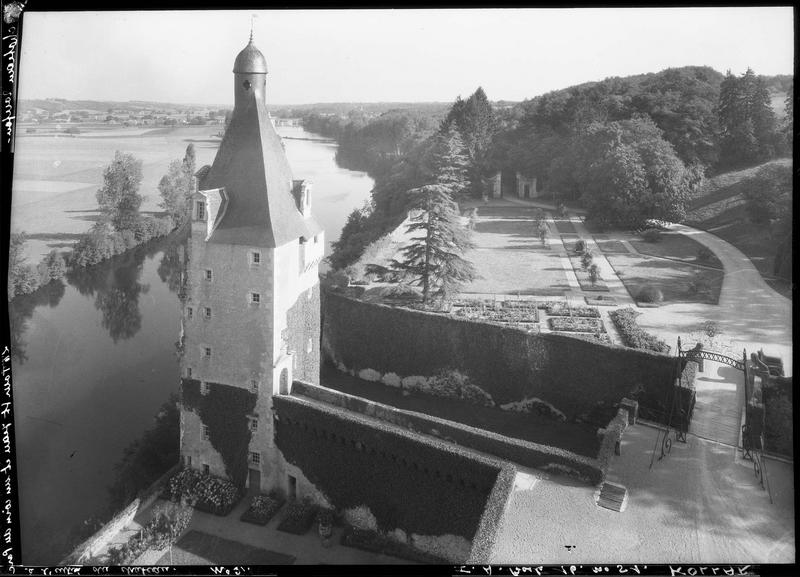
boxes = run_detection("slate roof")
[201,58,321,248]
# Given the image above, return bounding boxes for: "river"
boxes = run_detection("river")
[8,124,374,564]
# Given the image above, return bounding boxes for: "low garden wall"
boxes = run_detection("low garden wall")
[273,394,514,562]
[292,380,605,484]
[322,289,680,424]
[61,462,180,564]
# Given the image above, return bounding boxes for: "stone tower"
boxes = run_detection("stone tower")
[179,35,324,495]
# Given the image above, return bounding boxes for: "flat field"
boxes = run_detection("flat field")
[11,125,222,262]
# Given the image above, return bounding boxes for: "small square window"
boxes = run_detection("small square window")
[200,381,209,395]
[251,251,261,265]
[187,306,193,319]
[204,307,212,319]
[250,419,258,432]
[202,425,210,441]
[204,346,212,358]
[250,292,261,305]
[205,269,213,281]
[249,451,261,465]
[202,464,210,475]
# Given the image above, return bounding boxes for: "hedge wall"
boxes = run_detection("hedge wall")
[322,290,678,423]
[273,395,502,541]
[467,464,516,562]
[764,376,793,458]
[292,380,604,484]
[181,378,256,489]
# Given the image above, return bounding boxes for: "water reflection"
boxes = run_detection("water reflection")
[8,280,67,364]
[156,227,189,297]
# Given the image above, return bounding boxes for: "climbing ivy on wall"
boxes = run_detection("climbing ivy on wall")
[181,378,257,489]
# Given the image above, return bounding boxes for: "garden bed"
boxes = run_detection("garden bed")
[565,252,610,292]
[545,302,600,317]
[240,492,285,526]
[276,500,319,535]
[548,316,605,333]
[630,231,724,270]
[554,219,577,235]
[167,468,241,517]
[608,308,670,354]
[340,526,447,564]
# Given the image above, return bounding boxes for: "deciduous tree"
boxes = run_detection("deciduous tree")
[96,151,144,231]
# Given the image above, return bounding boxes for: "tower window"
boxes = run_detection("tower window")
[202,464,210,475]
[202,425,210,441]
[243,80,251,90]
[250,418,258,432]
[204,306,212,319]
[250,251,261,265]
[307,338,313,354]
[249,451,261,465]
[204,346,212,358]
[205,269,213,281]
[196,201,205,221]
[187,306,193,319]
[250,292,261,305]
[186,367,192,378]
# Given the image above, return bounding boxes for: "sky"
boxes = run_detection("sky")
[17,7,795,107]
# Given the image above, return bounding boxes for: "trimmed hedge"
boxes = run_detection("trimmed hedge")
[608,307,670,354]
[276,500,319,535]
[467,464,517,563]
[274,395,502,541]
[240,492,285,526]
[341,526,448,563]
[293,380,603,481]
[181,379,256,489]
[322,290,676,423]
[548,316,605,333]
[763,377,793,458]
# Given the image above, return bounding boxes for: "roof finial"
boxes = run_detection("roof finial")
[249,14,256,42]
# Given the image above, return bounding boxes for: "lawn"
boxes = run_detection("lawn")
[320,364,601,458]
[156,530,295,565]
[462,209,569,295]
[605,251,724,305]
[592,235,630,253]
[552,217,577,235]
[629,231,724,270]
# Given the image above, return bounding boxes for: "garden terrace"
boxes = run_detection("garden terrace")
[322,289,681,426]
[273,394,516,561]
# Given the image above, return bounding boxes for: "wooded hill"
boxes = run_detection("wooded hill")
[319,66,792,276]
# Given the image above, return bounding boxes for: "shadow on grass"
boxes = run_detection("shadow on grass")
[160,530,295,565]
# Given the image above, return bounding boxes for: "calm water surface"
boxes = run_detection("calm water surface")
[9,125,373,564]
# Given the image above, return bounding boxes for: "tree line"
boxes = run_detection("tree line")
[319,66,792,272]
[8,145,197,300]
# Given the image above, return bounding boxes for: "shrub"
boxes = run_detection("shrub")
[575,239,586,253]
[637,284,663,303]
[241,492,285,526]
[167,468,241,515]
[580,251,594,271]
[588,263,601,287]
[696,246,715,264]
[641,228,662,243]
[276,499,319,535]
[609,308,670,354]
[416,370,495,407]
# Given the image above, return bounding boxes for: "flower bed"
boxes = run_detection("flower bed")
[545,303,600,317]
[240,492,285,526]
[585,295,617,306]
[167,468,241,516]
[609,308,670,354]
[340,526,448,564]
[548,317,605,333]
[276,500,319,535]
[453,307,538,325]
